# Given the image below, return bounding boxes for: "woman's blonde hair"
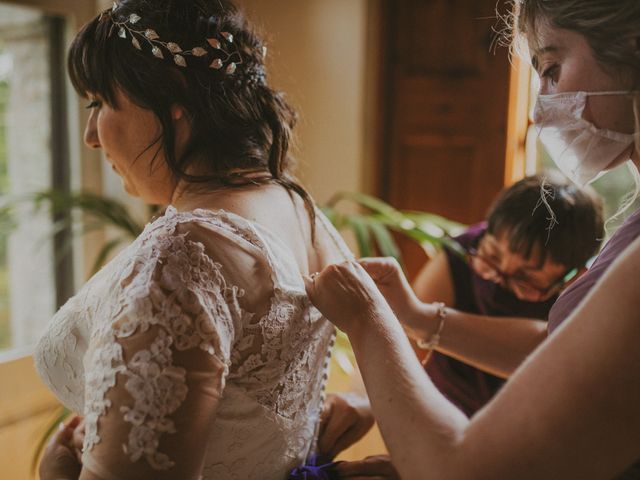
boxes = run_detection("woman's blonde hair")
[506,1,640,144]
[511,1,640,78]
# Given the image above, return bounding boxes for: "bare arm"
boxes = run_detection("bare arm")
[308,238,640,479]
[367,252,547,378]
[429,306,547,378]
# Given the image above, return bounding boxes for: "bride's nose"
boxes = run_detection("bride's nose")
[84,110,100,149]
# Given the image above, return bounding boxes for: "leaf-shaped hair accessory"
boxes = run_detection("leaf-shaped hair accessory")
[144,29,159,40]
[152,46,164,59]
[192,47,208,57]
[108,7,249,73]
[207,38,221,49]
[166,43,182,53]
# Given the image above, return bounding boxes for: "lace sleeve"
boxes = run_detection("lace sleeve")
[80,227,246,480]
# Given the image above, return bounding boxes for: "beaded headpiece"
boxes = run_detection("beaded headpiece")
[103,2,266,75]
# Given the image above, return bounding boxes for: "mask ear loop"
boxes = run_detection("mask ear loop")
[603,159,640,235]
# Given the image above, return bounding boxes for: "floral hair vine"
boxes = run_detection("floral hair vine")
[105,1,260,74]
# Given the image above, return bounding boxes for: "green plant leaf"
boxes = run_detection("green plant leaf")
[402,211,465,234]
[369,221,401,261]
[91,237,128,274]
[31,190,144,239]
[330,192,402,218]
[322,191,467,262]
[344,215,373,258]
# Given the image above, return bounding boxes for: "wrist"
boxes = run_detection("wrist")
[402,300,435,336]
[347,303,398,342]
[413,302,448,350]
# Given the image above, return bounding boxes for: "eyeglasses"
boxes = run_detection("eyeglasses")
[465,245,578,301]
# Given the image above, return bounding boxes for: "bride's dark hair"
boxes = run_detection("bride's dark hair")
[68,0,314,224]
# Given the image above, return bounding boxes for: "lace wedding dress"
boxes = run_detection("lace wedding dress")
[34,206,350,479]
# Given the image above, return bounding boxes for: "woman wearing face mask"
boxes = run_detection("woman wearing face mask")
[305,1,640,479]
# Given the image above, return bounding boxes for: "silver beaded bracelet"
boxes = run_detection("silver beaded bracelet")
[415,302,447,350]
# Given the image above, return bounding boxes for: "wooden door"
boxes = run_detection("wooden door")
[376,0,513,276]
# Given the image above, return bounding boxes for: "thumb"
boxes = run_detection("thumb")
[359,257,393,281]
[303,273,318,300]
[51,419,77,447]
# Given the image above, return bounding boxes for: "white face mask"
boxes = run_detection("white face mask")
[533,91,636,186]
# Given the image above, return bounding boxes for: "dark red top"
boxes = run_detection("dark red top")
[425,223,557,417]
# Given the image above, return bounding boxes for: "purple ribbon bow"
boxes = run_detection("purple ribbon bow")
[288,454,340,480]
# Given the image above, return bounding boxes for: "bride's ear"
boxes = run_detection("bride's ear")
[171,104,192,150]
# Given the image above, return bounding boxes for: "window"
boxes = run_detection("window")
[0,2,71,353]
[0,3,97,479]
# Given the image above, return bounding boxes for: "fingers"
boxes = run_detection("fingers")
[51,417,78,447]
[71,418,86,462]
[318,394,374,458]
[318,395,335,443]
[335,455,399,479]
[304,261,391,335]
[318,394,360,457]
[318,403,350,456]
[39,416,84,480]
[304,262,348,302]
[358,257,400,281]
[329,424,368,458]
[49,415,84,454]
[303,273,317,300]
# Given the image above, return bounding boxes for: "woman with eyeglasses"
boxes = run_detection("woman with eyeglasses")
[411,172,603,417]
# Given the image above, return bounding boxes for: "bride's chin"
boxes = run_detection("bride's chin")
[122,180,139,197]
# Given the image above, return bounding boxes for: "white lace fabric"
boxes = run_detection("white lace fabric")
[34,207,347,479]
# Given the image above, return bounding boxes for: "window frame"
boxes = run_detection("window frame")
[0,8,101,475]
[0,0,100,361]
[504,56,533,185]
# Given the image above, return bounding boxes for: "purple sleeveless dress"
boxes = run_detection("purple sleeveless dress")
[548,207,640,479]
[549,207,640,331]
[425,223,557,417]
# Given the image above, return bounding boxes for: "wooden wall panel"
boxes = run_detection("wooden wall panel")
[377,0,512,274]
[399,0,492,76]
[393,142,478,219]
[380,0,511,226]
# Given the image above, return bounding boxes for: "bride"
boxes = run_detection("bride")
[34,1,350,478]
